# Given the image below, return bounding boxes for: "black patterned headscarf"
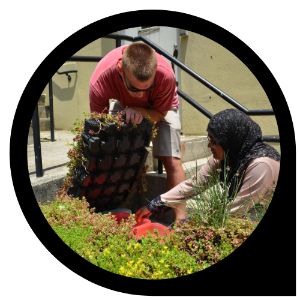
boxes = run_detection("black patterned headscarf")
[207,109,280,197]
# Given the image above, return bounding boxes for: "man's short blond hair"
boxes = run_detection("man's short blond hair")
[122,43,157,81]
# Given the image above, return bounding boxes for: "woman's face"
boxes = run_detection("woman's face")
[207,133,225,160]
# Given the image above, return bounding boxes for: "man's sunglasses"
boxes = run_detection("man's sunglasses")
[123,72,156,92]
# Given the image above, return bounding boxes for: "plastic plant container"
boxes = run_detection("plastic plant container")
[132,222,173,239]
[110,213,172,243]
[134,218,151,227]
[110,212,130,223]
[111,212,151,227]
[111,212,150,226]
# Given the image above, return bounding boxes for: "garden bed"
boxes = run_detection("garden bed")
[39,194,257,279]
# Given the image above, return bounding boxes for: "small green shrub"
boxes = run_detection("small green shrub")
[170,216,255,266]
[175,155,243,229]
[179,155,276,229]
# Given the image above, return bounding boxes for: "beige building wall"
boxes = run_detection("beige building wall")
[180,31,280,153]
[41,37,115,131]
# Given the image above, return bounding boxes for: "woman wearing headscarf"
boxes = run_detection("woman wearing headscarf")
[135,109,281,222]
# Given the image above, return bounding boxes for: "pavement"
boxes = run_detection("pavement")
[28,130,74,186]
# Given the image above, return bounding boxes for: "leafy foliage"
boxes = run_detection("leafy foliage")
[171,216,255,266]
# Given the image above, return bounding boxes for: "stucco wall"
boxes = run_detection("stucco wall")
[180,31,280,153]
[41,37,115,131]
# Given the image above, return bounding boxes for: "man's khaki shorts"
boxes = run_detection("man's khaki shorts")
[109,100,181,159]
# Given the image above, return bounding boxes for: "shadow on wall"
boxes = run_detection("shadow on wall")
[180,35,188,66]
[52,73,78,101]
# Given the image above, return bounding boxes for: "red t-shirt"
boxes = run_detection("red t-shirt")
[89,46,179,114]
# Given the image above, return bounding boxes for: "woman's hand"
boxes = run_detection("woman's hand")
[135,206,152,224]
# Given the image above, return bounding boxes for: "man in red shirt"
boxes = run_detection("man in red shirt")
[89,42,186,219]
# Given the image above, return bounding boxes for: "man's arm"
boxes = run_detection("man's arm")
[89,81,110,114]
[126,106,167,124]
[89,102,109,115]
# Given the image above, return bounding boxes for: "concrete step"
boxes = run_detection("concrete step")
[181,136,209,163]
[28,126,34,145]
[38,94,46,106]
[38,106,50,118]
[28,94,49,144]
[27,118,51,145]
[27,115,50,145]
[146,136,209,171]
[39,118,50,131]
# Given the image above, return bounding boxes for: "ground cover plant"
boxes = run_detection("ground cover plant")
[40,174,275,279]
[40,114,276,279]
[39,188,275,279]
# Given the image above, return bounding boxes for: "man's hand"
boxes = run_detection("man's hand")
[135,206,152,224]
[125,108,143,124]
[124,106,168,124]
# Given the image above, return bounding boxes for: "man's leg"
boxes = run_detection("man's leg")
[160,156,186,220]
[153,107,187,220]
[160,157,185,189]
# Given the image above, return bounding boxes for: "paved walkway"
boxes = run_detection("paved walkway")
[28,130,74,186]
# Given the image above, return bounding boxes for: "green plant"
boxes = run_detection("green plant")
[179,154,277,229]
[173,155,243,228]
[171,216,255,266]
[95,233,204,279]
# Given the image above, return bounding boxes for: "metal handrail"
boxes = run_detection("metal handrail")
[32,104,43,177]
[57,70,78,81]
[103,34,275,117]
[68,56,104,62]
